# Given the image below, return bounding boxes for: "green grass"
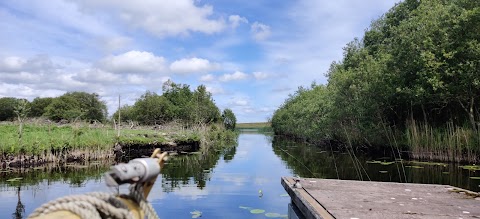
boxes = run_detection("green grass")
[236,122,271,129]
[0,122,237,157]
[0,124,115,155]
[406,120,480,162]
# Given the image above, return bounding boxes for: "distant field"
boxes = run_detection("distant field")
[236,122,271,129]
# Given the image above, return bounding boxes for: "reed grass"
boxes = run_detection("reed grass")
[406,120,479,162]
[0,121,237,162]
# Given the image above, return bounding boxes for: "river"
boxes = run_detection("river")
[1,133,479,218]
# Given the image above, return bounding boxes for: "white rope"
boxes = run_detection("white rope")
[129,185,161,219]
[28,192,134,219]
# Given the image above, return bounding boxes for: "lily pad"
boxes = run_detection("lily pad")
[405,166,424,169]
[461,165,480,171]
[280,194,289,197]
[265,213,282,218]
[470,177,480,180]
[250,209,265,214]
[6,177,23,182]
[190,210,202,218]
[239,206,251,210]
[379,171,388,173]
[410,161,447,167]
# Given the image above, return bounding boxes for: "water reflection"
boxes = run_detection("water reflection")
[0,133,478,219]
[272,136,480,192]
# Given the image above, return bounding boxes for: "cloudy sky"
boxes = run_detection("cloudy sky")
[0,0,400,122]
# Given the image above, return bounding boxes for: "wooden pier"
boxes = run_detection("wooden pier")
[281,177,480,219]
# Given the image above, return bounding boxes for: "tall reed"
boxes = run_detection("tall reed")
[406,120,479,162]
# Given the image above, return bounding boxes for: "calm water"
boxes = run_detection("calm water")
[1,133,479,218]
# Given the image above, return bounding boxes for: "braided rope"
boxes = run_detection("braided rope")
[129,185,160,219]
[28,192,134,219]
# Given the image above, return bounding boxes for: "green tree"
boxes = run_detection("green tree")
[44,92,107,122]
[222,109,236,130]
[162,80,195,123]
[192,85,221,124]
[112,105,136,123]
[0,97,21,121]
[29,97,53,117]
[133,91,173,125]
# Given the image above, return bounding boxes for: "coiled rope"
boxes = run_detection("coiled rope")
[28,186,160,219]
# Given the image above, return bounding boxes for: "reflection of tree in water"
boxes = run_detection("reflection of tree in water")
[161,144,237,191]
[223,144,236,162]
[12,186,24,219]
[272,136,479,192]
[272,136,372,180]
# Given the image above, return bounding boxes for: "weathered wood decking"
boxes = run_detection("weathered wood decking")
[281,177,480,219]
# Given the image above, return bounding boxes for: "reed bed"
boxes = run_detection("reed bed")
[406,120,479,162]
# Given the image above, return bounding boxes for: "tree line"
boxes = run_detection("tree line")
[271,0,480,157]
[0,80,236,130]
[113,80,236,129]
[0,92,107,123]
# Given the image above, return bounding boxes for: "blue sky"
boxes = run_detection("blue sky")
[0,0,400,122]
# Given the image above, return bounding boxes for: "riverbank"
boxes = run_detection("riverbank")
[0,121,237,168]
[236,122,272,132]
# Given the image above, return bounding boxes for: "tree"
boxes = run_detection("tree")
[29,97,53,117]
[44,92,107,122]
[0,97,20,121]
[112,105,136,123]
[162,80,195,123]
[222,109,236,130]
[192,85,221,124]
[14,99,30,144]
[133,91,174,125]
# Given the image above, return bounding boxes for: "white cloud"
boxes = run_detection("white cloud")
[97,51,166,74]
[73,68,120,83]
[100,36,132,52]
[251,22,271,41]
[169,58,219,74]
[0,55,57,73]
[252,71,270,80]
[72,0,226,37]
[200,74,215,82]
[219,71,248,82]
[206,85,225,95]
[232,99,248,106]
[229,15,248,29]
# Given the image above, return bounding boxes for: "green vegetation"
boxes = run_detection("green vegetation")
[222,109,236,130]
[0,124,114,155]
[271,0,480,162]
[113,80,222,126]
[236,122,273,132]
[0,80,237,161]
[236,122,271,129]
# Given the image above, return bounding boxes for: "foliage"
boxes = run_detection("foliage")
[115,80,226,127]
[44,92,107,122]
[132,91,173,125]
[0,97,21,121]
[222,108,236,130]
[28,97,53,117]
[271,0,480,161]
[112,105,137,122]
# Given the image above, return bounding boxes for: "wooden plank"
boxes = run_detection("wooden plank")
[281,177,480,219]
[282,177,334,219]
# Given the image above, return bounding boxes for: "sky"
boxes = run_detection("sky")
[0,0,400,122]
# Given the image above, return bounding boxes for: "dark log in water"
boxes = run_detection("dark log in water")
[114,140,200,161]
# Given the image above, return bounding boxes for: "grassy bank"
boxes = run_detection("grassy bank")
[0,121,237,166]
[236,122,272,132]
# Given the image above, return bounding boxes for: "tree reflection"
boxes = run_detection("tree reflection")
[12,186,24,219]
